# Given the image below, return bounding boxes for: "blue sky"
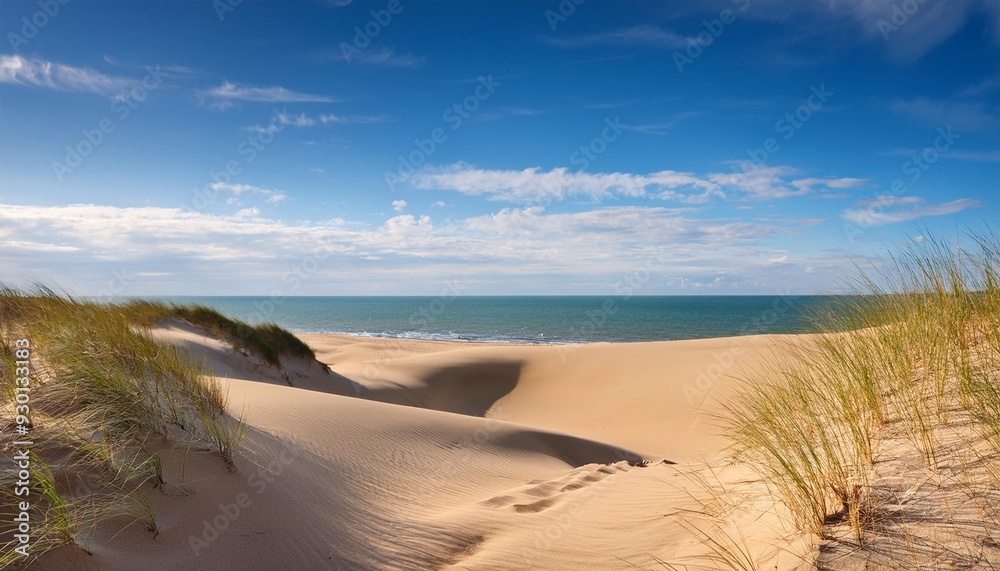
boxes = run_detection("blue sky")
[1,0,997,296]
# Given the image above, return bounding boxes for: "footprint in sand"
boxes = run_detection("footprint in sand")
[513,498,556,513]
[481,494,516,508]
[481,461,639,513]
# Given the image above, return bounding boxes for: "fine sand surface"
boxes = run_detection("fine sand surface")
[37,325,816,570]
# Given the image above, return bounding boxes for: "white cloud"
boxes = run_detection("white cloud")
[790,177,867,192]
[245,111,316,134]
[841,0,987,61]
[543,25,693,49]
[815,177,867,189]
[0,202,819,294]
[234,207,261,218]
[886,148,1000,163]
[392,200,408,212]
[854,195,924,208]
[0,240,83,253]
[204,81,334,103]
[382,214,432,237]
[463,206,730,240]
[947,150,1000,163]
[0,55,134,96]
[412,163,721,203]
[277,111,315,126]
[210,182,287,204]
[471,107,547,123]
[621,121,674,135]
[327,47,426,68]
[585,100,643,110]
[413,163,869,204]
[683,0,999,62]
[708,166,806,199]
[706,169,867,200]
[843,197,980,227]
[247,110,388,134]
[320,113,389,124]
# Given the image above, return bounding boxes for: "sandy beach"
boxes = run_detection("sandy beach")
[4,1,997,567]
[29,323,813,570]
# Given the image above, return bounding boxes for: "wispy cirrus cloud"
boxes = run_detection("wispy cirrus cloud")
[889,97,999,132]
[843,196,980,227]
[325,46,426,68]
[710,169,869,199]
[621,121,674,135]
[584,100,643,110]
[319,113,390,124]
[886,148,1000,163]
[708,166,807,199]
[203,81,335,105]
[411,163,721,203]
[960,74,1000,97]
[946,150,1000,163]
[245,111,387,132]
[829,0,990,62]
[790,177,868,192]
[413,163,866,204]
[0,55,135,96]
[277,111,315,126]
[469,107,546,123]
[678,0,999,62]
[101,54,202,78]
[543,25,692,49]
[244,111,316,134]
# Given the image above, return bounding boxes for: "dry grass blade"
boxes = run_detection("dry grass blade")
[722,228,1000,563]
[0,288,306,563]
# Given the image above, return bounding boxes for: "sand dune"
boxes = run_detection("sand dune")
[150,319,361,395]
[300,333,809,459]
[35,326,814,570]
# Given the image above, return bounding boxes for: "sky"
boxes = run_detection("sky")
[0,0,998,296]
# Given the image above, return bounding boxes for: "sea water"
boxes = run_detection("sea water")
[139,295,840,344]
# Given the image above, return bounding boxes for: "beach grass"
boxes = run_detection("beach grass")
[723,229,1000,561]
[0,290,306,565]
[123,300,317,368]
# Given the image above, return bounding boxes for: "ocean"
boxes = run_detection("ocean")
[140,295,841,344]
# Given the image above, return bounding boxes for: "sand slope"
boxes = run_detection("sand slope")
[34,327,815,570]
[301,333,810,460]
